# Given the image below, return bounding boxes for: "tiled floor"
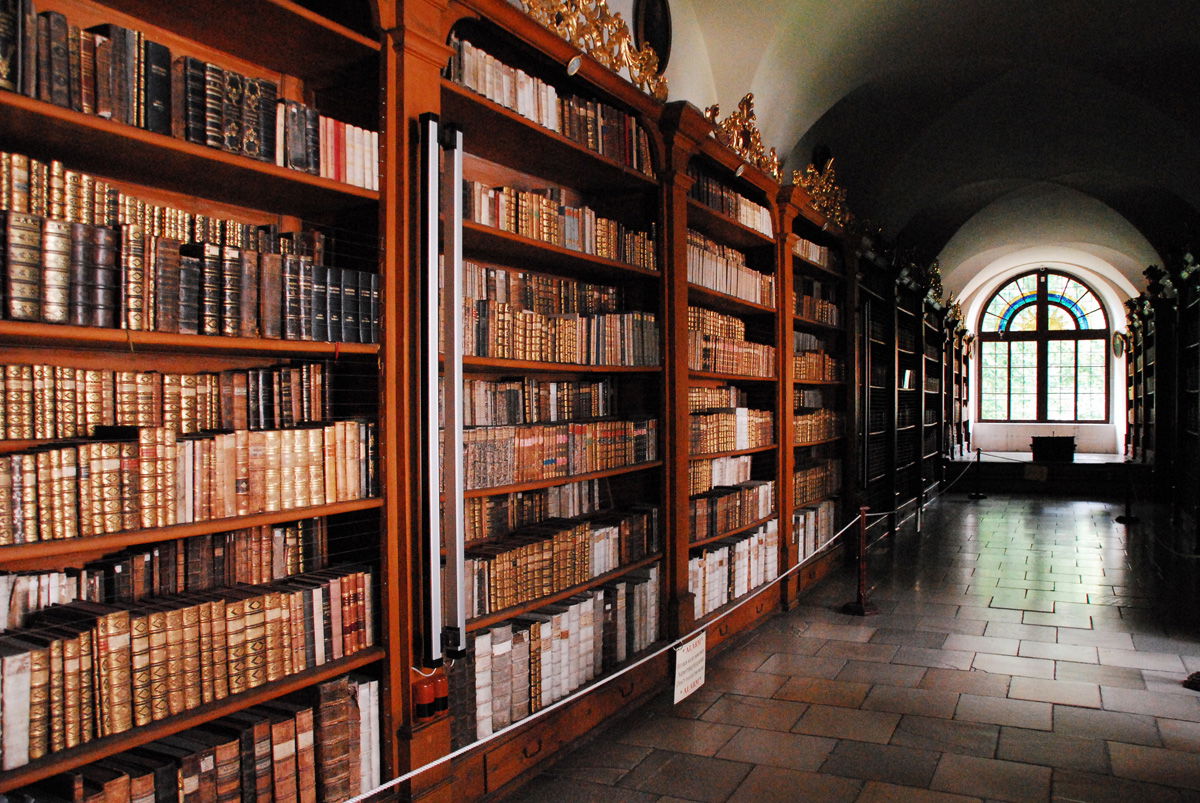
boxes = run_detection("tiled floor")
[513,495,1200,802]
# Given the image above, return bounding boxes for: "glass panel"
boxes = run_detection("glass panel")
[982,395,1008,420]
[1078,394,1105,420]
[1012,341,1037,366]
[1016,274,1037,296]
[982,312,1002,332]
[1047,305,1078,330]
[981,341,1008,368]
[1009,305,1038,331]
[1084,310,1107,329]
[1046,272,1068,299]
[1047,340,1076,420]
[1010,341,1038,420]
[1062,279,1089,303]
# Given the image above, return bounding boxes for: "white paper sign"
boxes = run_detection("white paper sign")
[673,633,707,704]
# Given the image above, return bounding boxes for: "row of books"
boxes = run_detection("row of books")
[688,305,746,340]
[451,566,660,745]
[0,212,381,342]
[688,454,751,496]
[689,480,774,543]
[0,566,374,769]
[688,407,774,454]
[463,478,611,544]
[794,499,838,563]
[458,419,657,491]
[459,259,622,315]
[0,519,333,631]
[794,409,843,444]
[446,36,655,177]
[687,165,773,237]
[276,99,379,190]
[796,387,831,408]
[463,300,660,367]
[796,291,839,326]
[794,459,842,506]
[689,521,779,619]
[686,229,775,307]
[462,506,659,617]
[0,421,377,544]
[688,384,747,413]
[792,236,833,268]
[464,180,657,271]
[0,360,333,441]
[793,351,845,381]
[5,674,380,802]
[457,376,616,428]
[0,152,333,256]
[688,331,776,377]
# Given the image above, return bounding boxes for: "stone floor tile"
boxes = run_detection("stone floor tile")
[1052,769,1186,803]
[891,601,962,618]
[712,648,773,672]
[1131,634,1200,656]
[518,774,660,802]
[773,676,871,708]
[1157,718,1200,753]
[862,685,960,719]
[726,765,861,803]
[617,717,741,757]
[988,594,1056,613]
[1052,704,1162,745]
[1021,610,1093,628]
[892,646,976,671]
[983,621,1058,642]
[918,667,1011,698]
[1101,686,1200,720]
[971,652,1055,679]
[1109,742,1200,791]
[792,704,902,744]
[870,628,948,649]
[890,714,999,758]
[699,693,808,732]
[915,616,990,636]
[928,753,1052,802]
[1055,660,1146,689]
[714,727,837,770]
[1055,631,1135,652]
[1008,676,1101,708]
[836,659,928,688]
[1142,670,1200,697]
[816,640,901,664]
[1017,640,1098,663]
[617,749,753,802]
[955,605,1025,623]
[756,653,848,679]
[855,781,982,803]
[995,725,1109,772]
[742,632,827,657]
[955,693,1052,730]
[1097,647,1187,673]
[819,739,941,787]
[943,634,1020,655]
[801,621,879,643]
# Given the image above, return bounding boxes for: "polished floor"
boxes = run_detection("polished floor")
[514,495,1200,802]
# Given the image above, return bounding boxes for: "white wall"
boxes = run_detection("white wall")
[974,423,1118,454]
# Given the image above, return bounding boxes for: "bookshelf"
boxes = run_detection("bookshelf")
[1175,257,1200,554]
[920,303,947,499]
[0,0,389,797]
[893,281,923,522]
[858,248,896,524]
[946,322,972,459]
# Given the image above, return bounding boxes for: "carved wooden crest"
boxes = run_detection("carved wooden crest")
[793,158,853,228]
[703,93,781,181]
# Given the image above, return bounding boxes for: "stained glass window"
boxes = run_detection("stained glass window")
[977,270,1109,422]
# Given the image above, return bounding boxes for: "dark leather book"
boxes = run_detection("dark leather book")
[239,248,259,338]
[18,0,33,97]
[178,248,201,334]
[311,264,328,342]
[68,222,91,326]
[0,0,17,92]
[121,748,178,803]
[86,24,130,125]
[357,271,372,344]
[219,244,241,337]
[297,255,313,341]
[90,225,119,327]
[326,266,342,340]
[175,55,206,143]
[3,210,42,321]
[202,61,223,149]
[66,23,81,111]
[220,69,243,154]
[40,217,70,323]
[142,38,171,135]
[340,269,359,343]
[79,28,95,114]
[368,272,381,344]
[92,31,113,119]
[281,253,301,340]
[303,105,320,175]
[241,77,263,159]
[193,240,221,335]
[152,236,182,333]
[283,100,307,171]
[258,252,282,338]
[257,79,278,164]
[34,12,48,102]
[119,223,147,330]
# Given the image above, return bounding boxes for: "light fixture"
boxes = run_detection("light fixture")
[566,55,582,76]
[733,164,745,177]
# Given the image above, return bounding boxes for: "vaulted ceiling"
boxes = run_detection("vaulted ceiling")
[656,0,1200,292]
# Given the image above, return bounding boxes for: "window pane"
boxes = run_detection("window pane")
[1078,394,1105,420]
[982,395,1008,419]
[1012,341,1037,366]
[1016,274,1037,296]
[1009,305,1037,330]
[1011,391,1037,420]
[1078,339,1105,366]
[1046,273,1068,299]
[1047,305,1078,330]
[982,341,1008,368]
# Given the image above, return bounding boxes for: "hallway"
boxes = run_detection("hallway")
[513,496,1200,802]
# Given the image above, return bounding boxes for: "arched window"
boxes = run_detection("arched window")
[978,269,1109,422]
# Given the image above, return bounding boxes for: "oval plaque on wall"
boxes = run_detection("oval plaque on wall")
[633,0,672,74]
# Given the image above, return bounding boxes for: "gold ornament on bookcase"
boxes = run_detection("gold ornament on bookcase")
[702,93,782,181]
[793,158,853,228]
[522,0,669,100]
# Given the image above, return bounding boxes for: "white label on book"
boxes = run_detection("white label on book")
[673,632,706,704]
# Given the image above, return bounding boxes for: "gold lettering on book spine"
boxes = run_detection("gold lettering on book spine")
[523,0,668,100]
[703,93,781,182]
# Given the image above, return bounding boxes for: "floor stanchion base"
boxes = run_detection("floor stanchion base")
[842,600,880,616]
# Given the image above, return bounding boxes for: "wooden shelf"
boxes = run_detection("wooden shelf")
[792,252,843,281]
[463,461,663,498]
[689,444,777,461]
[0,498,383,565]
[467,554,662,632]
[0,647,385,793]
[460,355,661,375]
[793,315,842,332]
[795,492,839,509]
[687,514,777,550]
[686,199,775,250]
[689,370,776,383]
[793,378,844,386]
[688,284,777,316]
[793,436,844,448]
[462,220,660,282]
[101,0,379,83]
[442,81,657,194]
[0,91,378,219]
[0,320,380,357]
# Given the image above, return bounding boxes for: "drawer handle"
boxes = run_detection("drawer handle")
[755,599,767,613]
[717,622,730,637]
[523,738,543,760]
[619,681,635,698]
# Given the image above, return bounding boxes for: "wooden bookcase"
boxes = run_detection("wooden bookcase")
[919,302,947,501]
[857,255,897,523]
[893,281,923,522]
[946,323,972,459]
[1175,260,1200,554]
[0,0,392,795]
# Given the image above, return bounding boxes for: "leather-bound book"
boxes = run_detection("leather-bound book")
[92,31,113,119]
[90,224,119,328]
[202,61,224,149]
[174,56,206,143]
[219,243,242,337]
[68,222,91,326]
[282,253,301,340]
[183,240,221,335]
[326,266,342,340]
[3,210,42,321]
[310,264,328,341]
[340,269,359,343]
[258,252,283,338]
[257,79,278,164]
[40,217,71,323]
[177,246,201,335]
[79,29,95,114]
[142,38,170,135]
[152,236,181,333]
[297,255,313,340]
[241,77,264,159]
[120,223,147,331]
[220,69,243,154]
[303,105,320,175]
[239,248,259,337]
[66,23,81,111]
[0,0,17,92]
